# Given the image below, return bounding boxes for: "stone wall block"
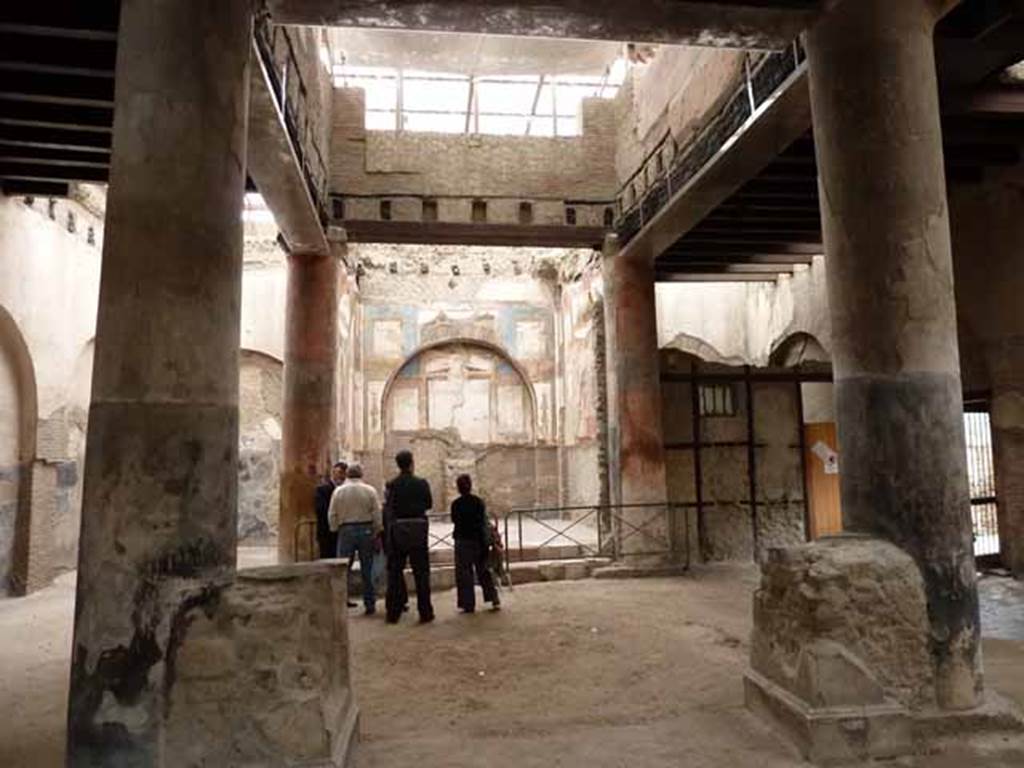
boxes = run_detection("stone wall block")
[751,536,935,711]
[165,561,357,766]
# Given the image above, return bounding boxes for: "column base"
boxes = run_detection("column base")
[744,668,913,764]
[165,562,359,766]
[746,535,1024,764]
[746,670,1024,766]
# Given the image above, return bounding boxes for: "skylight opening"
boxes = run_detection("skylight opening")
[334,60,628,137]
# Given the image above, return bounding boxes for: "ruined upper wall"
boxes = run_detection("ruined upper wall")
[614,47,746,190]
[330,88,618,203]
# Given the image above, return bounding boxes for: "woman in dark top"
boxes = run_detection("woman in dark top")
[450,474,500,613]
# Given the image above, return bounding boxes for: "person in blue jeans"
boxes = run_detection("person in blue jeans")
[329,463,383,614]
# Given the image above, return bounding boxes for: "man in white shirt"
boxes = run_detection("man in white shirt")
[329,463,383,614]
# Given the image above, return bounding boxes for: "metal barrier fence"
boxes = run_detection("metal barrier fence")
[964,409,1000,557]
[502,503,692,574]
[294,512,457,561]
[295,505,693,570]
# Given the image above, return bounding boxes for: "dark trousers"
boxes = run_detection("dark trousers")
[318,530,338,561]
[386,520,433,621]
[454,538,499,611]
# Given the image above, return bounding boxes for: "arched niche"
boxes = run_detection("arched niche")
[661,332,744,368]
[769,332,831,368]
[381,339,537,445]
[769,332,834,425]
[379,339,541,515]
[0,305,38,596]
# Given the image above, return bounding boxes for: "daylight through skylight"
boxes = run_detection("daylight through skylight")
[333,59,628,136]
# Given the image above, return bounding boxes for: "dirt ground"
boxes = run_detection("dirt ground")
[347,567,1024,768]
[1,566,1023,767]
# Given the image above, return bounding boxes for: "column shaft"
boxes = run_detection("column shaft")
[67,0,252,764]
[279,250,339,562]
[991,348,1024,574]
[807,0,981,709]
[602,236,669,555]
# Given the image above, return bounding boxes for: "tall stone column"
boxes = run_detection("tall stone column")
[950,173,1024,577]
[66,1,252,764]
[806,0,981,709]
[602,235,669,555]
[992,352,1024,575]
[279,247,340,563]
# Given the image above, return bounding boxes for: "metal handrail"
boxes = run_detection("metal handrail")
[614,41,806,243]
[253,15,330,225]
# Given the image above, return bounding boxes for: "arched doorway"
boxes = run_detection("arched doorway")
[380,339,539,515]
[0,306,37,596]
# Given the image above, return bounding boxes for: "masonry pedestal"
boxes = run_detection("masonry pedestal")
[803,0,981,710]
[745,537,933,763]
[165,562,359,767]
[602,235,671,559]
[280,249,340,563]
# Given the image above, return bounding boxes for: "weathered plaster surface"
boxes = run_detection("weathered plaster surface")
[655,257,832,367]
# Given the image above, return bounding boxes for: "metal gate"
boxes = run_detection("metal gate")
[963,406,999,558]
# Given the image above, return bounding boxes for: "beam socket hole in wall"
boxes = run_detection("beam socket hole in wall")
[422,198,438,222]
[518,201,533,225]
[472,199,487,223]
[565,206,577,226]
[699,383,737,417]
[332,197,345,220]
[379,199,392,221]
[603,207,614,228]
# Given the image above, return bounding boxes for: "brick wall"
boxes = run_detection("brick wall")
[330,90,617,202]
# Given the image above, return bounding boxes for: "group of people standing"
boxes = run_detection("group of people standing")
[314,449,501,624]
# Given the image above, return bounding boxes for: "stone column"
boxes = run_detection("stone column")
[279,247,340,563]
[992,352,1024,575]
[602,235,669,555]
[66,1,251,764]
[806,0,981,709]
[949,173,1024,577]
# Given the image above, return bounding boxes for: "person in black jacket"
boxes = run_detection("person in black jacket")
[384,450,435,624]
[450,474,500,613]
[315,461,347,560]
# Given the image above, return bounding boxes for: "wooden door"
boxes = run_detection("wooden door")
[804,422,842,538]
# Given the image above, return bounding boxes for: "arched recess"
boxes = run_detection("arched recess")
[0,305,38,596]
[238,348,284,545]
[379,338,540,514]
[769,332,831,368]
[661,332,744,367]
[380,338,538,441]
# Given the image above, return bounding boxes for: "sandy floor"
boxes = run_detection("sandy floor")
[347,568,1024,768]
[1,567,1023,767]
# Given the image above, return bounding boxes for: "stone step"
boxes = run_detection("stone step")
[426,543,596,566]
[349,556,613,595]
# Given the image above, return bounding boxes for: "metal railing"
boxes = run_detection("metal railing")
[253,14,330,225]
[501,502,693,574]
[615,41,807,244]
